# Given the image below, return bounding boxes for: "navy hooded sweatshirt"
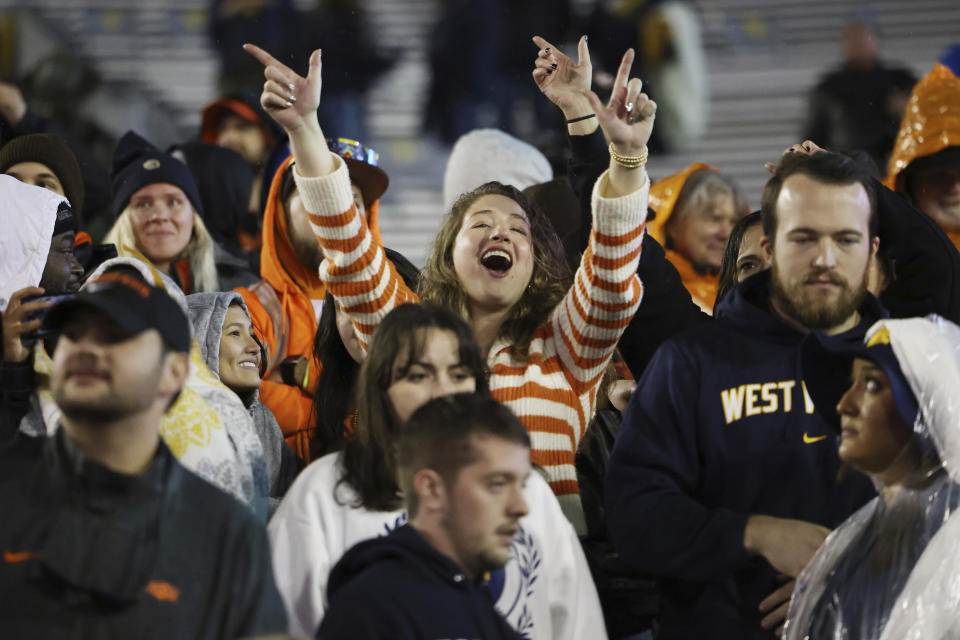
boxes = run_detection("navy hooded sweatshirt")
[605,270,883,639]
[317,524,522,640]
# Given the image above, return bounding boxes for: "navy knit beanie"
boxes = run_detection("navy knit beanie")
[111,131,204,218]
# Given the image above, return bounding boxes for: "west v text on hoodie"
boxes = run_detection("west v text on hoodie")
[605,270,883,639]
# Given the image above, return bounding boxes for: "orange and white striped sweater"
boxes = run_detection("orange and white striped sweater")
[295,156,648,533]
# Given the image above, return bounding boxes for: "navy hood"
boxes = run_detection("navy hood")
[321,524,522,639]
[327,524,469,599]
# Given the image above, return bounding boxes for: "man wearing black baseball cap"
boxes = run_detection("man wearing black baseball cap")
[0,272,287,638]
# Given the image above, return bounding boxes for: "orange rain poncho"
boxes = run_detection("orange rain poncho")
[884,63,960,247]
[647,162,722,314]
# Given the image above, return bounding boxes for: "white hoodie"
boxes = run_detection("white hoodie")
[0,174,65,311]
[269,451,607,639]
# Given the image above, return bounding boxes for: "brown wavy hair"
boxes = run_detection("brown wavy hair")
[337,303,490,511]
[419,181,571,361]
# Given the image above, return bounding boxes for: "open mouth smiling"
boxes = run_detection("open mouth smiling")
[480,248,513,275]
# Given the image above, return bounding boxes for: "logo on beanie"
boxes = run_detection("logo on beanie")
[143,158,162,170]
[56,202,73,221]
[52,201,77,235]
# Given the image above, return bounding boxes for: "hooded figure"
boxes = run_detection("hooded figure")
[646,162,749,314]
[884,63,960,249]
[236,142,389,463]
[187,291,301,515]
[0,176,83,437]
[200,93,286,225]
[200,93,280,168]
[18,256,271,521]
[785,315,960,639]
[0,175,79,311]
[168,142,259,289]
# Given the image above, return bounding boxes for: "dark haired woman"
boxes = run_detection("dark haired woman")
[269,304,604,639]
[308,246,420,459]
[714,211,768,306]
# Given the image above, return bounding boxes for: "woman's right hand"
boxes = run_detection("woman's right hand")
[244,44,322,134]
[244,44,333,178]
[586,48,656,159]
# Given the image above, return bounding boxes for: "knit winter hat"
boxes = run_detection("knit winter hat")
[111,131,204,218]
[0,133,85,213]
[442,129,553,210]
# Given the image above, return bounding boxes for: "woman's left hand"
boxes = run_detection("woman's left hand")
[584,48,657,157]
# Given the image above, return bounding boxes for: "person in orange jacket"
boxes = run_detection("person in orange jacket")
[646,163,749,314]
[884,63,960,250]
[236,138,388,462]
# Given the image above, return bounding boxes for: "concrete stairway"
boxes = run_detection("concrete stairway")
[7,0,217,146]
[7,0,959,266]
[663,0,960,203]
[366,0,960,266]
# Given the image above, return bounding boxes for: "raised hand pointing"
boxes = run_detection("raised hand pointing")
[244,43,322,134]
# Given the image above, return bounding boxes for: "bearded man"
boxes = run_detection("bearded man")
[604,151,883,640]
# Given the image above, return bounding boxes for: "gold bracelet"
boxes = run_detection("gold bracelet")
[608,142,648,168]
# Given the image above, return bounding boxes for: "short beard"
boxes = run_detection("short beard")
[770,264,868,331]
[57,401,132,425]
[290,237,324,272]
[53,355,166,426]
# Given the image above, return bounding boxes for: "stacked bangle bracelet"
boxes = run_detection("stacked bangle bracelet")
[608,142,648,168]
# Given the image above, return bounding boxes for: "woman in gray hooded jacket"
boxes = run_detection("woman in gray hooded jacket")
[187,291,301,516]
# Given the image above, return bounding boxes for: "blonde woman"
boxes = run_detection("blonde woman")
[105,131,219,293]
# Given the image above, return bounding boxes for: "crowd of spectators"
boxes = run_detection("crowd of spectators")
[1,6,960,640]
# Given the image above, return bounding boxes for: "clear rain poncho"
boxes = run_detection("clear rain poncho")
[785,315,960,640]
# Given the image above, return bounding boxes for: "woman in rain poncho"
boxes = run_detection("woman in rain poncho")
[785,315,960,639]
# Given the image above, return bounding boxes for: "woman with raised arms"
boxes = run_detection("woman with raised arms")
[245,38,655,532]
